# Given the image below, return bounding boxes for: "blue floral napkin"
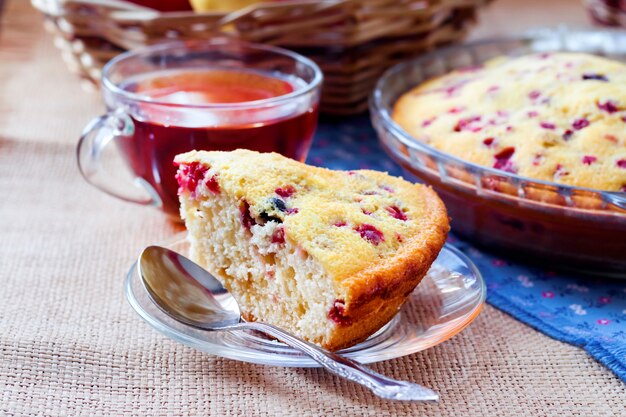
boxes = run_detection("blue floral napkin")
[309,116,626,381]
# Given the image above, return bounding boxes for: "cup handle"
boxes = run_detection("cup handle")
[77,112,160,206]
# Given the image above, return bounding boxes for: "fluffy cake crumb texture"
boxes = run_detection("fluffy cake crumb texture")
[174,149,449,351]
[393,52,626,192]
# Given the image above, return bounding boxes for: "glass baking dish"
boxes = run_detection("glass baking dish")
[370,28,626,277]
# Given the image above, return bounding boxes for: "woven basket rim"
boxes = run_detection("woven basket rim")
[33,0,492,114]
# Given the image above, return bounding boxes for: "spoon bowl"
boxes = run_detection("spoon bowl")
[139,245,240,329]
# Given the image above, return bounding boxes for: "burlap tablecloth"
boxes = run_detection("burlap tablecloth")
[1,1,624,415]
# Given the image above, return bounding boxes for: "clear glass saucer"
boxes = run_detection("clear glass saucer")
[125,233,485,367]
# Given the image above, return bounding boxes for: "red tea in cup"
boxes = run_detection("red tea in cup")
[78,41,322,218]
[118,69,319,216]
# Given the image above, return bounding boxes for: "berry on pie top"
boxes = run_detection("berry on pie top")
[174,149,449,351]
[392,52,626,191]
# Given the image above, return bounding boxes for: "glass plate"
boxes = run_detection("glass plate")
[370,28,626,276]
[125,233,485,367]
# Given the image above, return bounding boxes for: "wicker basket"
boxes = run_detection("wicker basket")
[32,0,492,115]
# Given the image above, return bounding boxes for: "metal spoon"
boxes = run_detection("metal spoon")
[138,245,439,402]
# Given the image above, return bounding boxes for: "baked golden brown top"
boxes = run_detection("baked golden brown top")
[393,52,626,191]
[174,149,449,284]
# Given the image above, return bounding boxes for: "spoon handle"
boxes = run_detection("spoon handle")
[239,322,438,402]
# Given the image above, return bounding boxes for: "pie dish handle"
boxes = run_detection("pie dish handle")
[242,321,439,402]
[77,111,158,206]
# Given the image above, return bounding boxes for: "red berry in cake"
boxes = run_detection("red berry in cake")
[597,100,619,114]
[176,162,220,196]
[617,159,626,169]
[386,205,408,221]
[421,116,437,127]
[563,129,574,141]
[582,155,597,165]
[540,122,556,130]
[239,200,256,230]
[483,137,496,147]
[355,224,385,245]
[286,207,299,215]
[206,175,220,195]
[271,227,285,244]
[527,111,539,118]
[176,162,209,195]
[379,184,395,193]
[532,153,544,166]
[454,116,482,132]
[493,147,517,173]
[333,221,347,227]
[328,300,352,326]
[572,118,590,130]
[275,185,296,198]
[528,90,541,100]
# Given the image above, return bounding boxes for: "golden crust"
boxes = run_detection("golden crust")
[325,186,448,350]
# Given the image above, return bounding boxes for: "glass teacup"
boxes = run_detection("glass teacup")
[78,39,322,219]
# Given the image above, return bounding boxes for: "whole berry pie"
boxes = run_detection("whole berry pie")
[393,52,626,192]
[174,149,449,351]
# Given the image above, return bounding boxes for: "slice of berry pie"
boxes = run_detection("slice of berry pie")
[174,149,449,351]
